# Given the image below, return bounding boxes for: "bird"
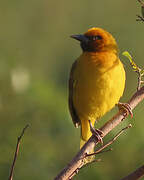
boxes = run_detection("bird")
[69,27,126,153]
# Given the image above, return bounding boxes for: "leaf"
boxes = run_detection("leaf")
[122,51,141,73]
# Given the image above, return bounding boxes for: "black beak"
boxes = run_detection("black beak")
[70,34,89,43]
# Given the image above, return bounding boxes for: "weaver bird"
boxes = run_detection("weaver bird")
[69,27,126,151]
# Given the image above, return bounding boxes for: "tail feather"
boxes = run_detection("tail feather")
[80,138,87,149]
[80,136,95,163]
[80,119,95,159]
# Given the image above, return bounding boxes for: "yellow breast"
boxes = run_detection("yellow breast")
[73,51,125,122]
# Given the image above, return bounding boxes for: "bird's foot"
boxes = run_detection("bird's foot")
[117,102,133,118]
[89,120,103,145]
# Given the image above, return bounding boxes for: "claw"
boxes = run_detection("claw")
[118,102,133,118]
[89,120,104,145]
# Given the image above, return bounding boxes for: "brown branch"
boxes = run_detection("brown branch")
[54,86,144,180]
[8,124,29,180]
[137,71,142,90]
[121,165,144,180]
[136,15,144,21]
[137,0,144,21]
[61,124,132,180]
[137,0,144,6]
[86,124,132,158]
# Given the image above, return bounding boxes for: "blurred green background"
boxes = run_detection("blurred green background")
[0,0,144,179]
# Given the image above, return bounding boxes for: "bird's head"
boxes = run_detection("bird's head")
[71,27,118,53]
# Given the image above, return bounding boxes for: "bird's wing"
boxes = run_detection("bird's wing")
[69,60,81,128]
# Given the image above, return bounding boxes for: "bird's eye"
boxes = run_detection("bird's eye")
[93,35,102,40]
[87,35,102,41]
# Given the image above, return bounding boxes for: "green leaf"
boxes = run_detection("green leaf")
[122,51,141,72]
[122,51,132,60]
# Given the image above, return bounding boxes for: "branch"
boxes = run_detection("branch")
[121,165,144,180]
[86,124,132,158]
[137,0,144,6]
[136,15,144,21]
[137,0,144,21]
[122,51,144,91]
[54,86,144,180]
[68,124,132,179]
[8,124,29,180]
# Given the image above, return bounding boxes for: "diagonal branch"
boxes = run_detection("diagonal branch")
[137,0,144,6]
[8,124,29,180]
[86,124,132,158]
[121,165,144,180]
[136,15,144,21]
[68,124,132,179]
[54,86,144,180]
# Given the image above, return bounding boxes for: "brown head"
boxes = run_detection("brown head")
[71,27,118,53]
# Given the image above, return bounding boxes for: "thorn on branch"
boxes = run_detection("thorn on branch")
[8,124,29,180]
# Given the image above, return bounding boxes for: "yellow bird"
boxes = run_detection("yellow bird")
[69,27,125,150]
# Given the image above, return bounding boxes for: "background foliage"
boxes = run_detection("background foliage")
[0,0,143,179]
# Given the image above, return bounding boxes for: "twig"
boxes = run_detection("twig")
[122,51,144,91]
[121,165,144,180]
[80,125,132,174]
[86,124,132,158]
[8,124,29,180]
[137,0,144,21]
[137,71,142,91]
[54,86,144,180]
[136,70,144,91]
[136,15,144,21]
[92,148,113,155]
[137,0,144,6]
[70,124,132,180]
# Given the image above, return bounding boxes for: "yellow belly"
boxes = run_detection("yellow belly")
[73,52,125,141]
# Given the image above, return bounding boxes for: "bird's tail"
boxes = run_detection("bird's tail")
[80,120,95,163]
[80,119,94,148]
